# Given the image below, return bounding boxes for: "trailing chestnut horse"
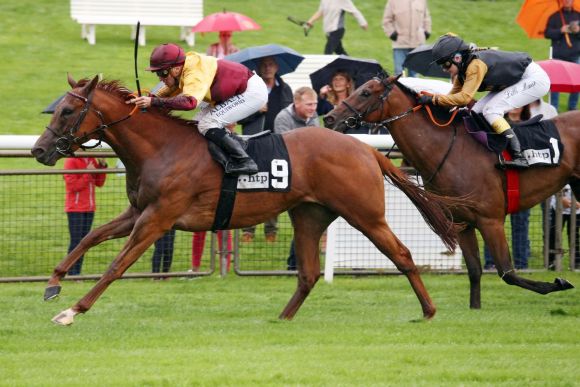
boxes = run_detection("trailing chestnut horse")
[324,74,578,309]
[32,75,463,325]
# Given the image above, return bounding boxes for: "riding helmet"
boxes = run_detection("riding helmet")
[146,43,186,71]
[432,34,469,65]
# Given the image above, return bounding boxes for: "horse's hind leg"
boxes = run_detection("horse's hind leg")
[279,204,337,320]
[350,215,436,319]
[480,219,574,294]
[458,227,482,309]
[45,206,140,301]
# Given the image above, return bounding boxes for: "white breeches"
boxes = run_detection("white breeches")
[472,62,551,125]
[195,73,268,135]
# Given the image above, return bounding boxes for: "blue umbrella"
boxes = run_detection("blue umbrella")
[224,44,304,76]
[309,55,384,93]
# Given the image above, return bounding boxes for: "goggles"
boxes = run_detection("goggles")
[155,68,171,78]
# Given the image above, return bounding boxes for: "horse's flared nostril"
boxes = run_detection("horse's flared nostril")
[31,147,44,159]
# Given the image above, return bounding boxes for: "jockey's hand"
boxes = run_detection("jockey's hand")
[418,95,433,105]
[126,96,152,109]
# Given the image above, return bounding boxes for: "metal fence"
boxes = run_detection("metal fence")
[0,153,576,282]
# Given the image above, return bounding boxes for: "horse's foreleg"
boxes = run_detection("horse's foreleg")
[45,207,140,301]
[480,220,574,295]
[51,210,170,326]
[458,227,482,309]
[279,204,336,320]
[360,219,436,319]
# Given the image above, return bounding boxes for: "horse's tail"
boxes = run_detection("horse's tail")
[373,148,458,251]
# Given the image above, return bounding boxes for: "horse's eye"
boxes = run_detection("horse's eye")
[61,107,73,117]
[361,90,371,97]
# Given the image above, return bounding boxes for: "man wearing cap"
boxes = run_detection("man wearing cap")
[127,43,268,175]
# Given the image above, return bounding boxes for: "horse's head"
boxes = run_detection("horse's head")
[324,73,402,133]
[32,74,102,166]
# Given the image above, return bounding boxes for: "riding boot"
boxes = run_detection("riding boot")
[205,128,258,175]
[502,128,529,169]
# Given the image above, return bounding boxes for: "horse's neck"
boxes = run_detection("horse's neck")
[103,110,204,174]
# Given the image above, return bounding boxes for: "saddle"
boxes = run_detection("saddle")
[463,111,564,168]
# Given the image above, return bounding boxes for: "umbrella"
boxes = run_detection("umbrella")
[42,94,65,114]
[224,44,304,76]
[516,0,580,39]
[402,44,450,79]
[192,11,261,33]
[309,55,384,93]
[538,59,580,92]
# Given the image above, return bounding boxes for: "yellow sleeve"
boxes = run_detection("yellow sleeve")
[154,85,179,98]
[434,59,488,107]
[179,53,218,103]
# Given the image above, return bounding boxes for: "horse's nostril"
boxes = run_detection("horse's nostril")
[31,147,44,158]
[323,116,334,127]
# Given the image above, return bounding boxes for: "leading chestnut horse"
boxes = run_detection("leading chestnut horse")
[32,75,463,325]
[324,74,578,309]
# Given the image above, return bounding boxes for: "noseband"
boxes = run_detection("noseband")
[45,90,136,156]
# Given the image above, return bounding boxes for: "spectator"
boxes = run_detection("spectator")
[64,157,107,275]
[206,31,239,59]
[305,0,368,55]
[544,0,579,112]
[382,0,432,77]
[484,106,532,270]
[548,184,580,269]
[127,43,268,175]
[423,33,551,169]
[239,55,293,242]
[317,70,355,115]
[151,230,176,277]
[191,231,232,272]
[274,87,320,269]
[529,98,559,120]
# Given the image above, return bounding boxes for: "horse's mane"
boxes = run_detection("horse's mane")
[75,78,195,127]
[393,79,466,125]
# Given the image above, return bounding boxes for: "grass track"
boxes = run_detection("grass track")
[1,273,579,386]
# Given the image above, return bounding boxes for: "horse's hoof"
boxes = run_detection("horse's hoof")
[554,278,575,291]
[51,308,76,326]
[44,285,62,301]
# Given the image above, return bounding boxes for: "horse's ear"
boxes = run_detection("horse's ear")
[81,75,100,95]
[67,73,77,88]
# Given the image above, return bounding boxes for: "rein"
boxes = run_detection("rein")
[46,90,138,156]
[339,77,460,184]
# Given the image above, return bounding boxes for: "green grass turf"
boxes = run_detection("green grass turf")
[0,273,579,386]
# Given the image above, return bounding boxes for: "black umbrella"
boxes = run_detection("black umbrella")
[402,44,449,79]
[309,55,384,93]
[224,44,304,76]
[41,94,65,114]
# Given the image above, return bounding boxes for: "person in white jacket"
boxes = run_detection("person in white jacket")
[306,0,368,55]
[382,0,431,77]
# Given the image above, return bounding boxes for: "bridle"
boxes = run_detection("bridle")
[338,76,459,186]
[45,90,138,156]
[339,76,421,132]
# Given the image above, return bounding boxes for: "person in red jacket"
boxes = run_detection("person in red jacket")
[64,157,107,275]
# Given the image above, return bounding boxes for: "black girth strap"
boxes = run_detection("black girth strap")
[211,174,238,232]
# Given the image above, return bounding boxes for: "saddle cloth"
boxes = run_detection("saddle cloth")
[464,112,564,167]
[210,132,292,231]
[237,132,292,192]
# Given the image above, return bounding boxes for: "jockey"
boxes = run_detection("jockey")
[419,33,551,168]
[127,43,268,175]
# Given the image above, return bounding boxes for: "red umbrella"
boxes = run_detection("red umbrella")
[538,59,580,93]
[192,11,261,33]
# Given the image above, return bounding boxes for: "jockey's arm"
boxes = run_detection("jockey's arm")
[433,59,487,107]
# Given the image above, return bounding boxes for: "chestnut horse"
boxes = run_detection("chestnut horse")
[324,74,578,309]
[32,75,462,325]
